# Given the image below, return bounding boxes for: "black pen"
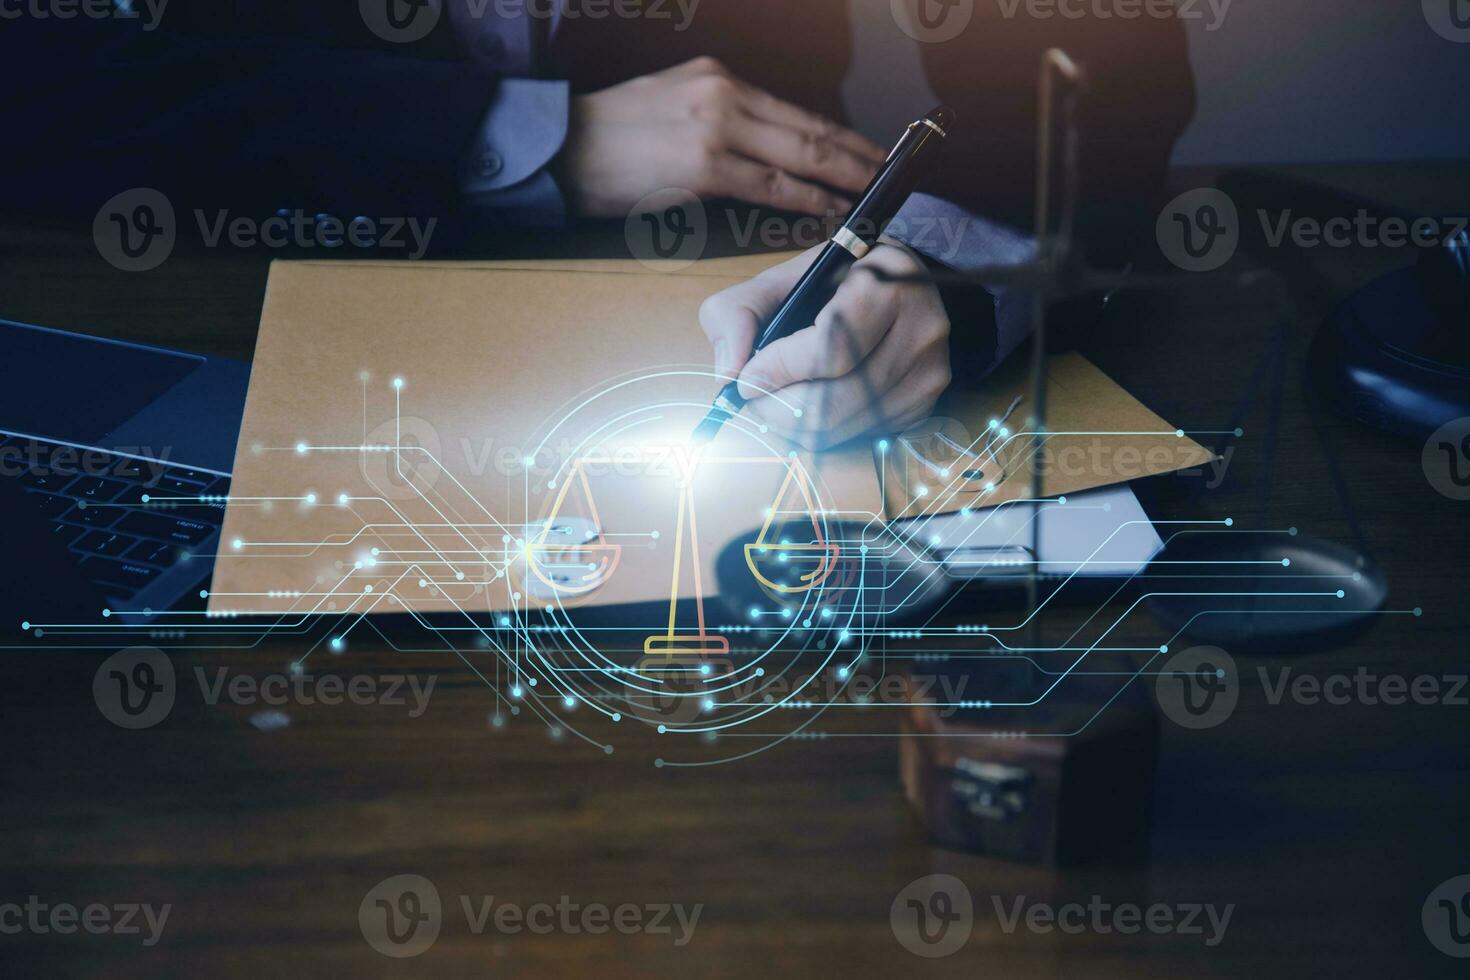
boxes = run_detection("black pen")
[690,104,954,445]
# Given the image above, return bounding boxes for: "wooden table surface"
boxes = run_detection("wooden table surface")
[2,165,1468,978]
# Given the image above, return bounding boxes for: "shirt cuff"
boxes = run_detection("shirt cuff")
[888,192,1038,370]
[460,78,571,227]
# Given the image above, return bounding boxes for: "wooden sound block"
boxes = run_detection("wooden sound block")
[899,668,1159,867]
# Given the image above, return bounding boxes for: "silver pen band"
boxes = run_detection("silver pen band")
[832,226,870,260]
[912,116,948,139]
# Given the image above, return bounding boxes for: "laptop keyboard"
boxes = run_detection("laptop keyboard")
[2,435,230,606]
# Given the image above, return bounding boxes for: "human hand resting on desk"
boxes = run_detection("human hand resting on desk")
[699,241,951,451]
[556,56,886,218]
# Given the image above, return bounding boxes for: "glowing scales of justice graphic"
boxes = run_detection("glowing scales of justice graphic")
[526,449,841,659]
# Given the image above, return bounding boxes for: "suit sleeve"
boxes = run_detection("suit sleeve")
[0,16,511,223]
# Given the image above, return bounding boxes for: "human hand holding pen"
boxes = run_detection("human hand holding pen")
[556,56,887,218]
[699,240,952,450]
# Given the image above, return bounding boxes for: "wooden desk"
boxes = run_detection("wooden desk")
[2,165,1468,978]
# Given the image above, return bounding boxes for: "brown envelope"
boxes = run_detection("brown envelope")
[882,351,1215,520]
[209,257,881,619]
[208,256,1208,618]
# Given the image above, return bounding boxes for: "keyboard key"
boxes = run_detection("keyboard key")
[78,557,161,594]
[49,523,86,547]
[27,492,74,520]
[171,505,227,525]
[115,511,217,546]
[66,476,128,502]
[110,456,150,481]
[126,539,182,568]
[155,472,213,494]
[76,530,136,557]
[112,483,151,507]
[18,468,76,492]
[167,466,224,486]
[63,504,125,528]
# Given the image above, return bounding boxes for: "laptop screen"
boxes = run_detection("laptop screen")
[0,321,201,445]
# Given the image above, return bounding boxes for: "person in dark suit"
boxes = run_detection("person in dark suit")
[2,1,1194,446]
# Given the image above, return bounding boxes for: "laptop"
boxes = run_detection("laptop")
[0,319,249,625]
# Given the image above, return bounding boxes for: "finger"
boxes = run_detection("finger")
[744,317,932,440]
[710,155,854,217]
[665,55,731,79]
[699,248,818,379]
[735,85,888,164]
[748,356,944,451]
[723,115,879,196]
[735,267,901,399]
